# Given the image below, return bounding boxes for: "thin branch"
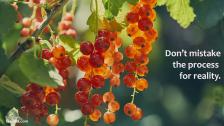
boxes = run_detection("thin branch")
[0,0,69,77]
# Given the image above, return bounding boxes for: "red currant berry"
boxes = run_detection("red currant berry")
[126,12,139,23]
[125,61,137,73]
[124,103,137,117]
[98,29,110,38]
[94,37,110,53]
[77,78,92,91]
[41,49,53,60]
[81,103,94,115]
[80,42,94,55]
[123,74,136,88]
[138,18,153,31]
[46,92,61,105]
[90,94,103,107]
[91,75,105,88]
[89,52,104,68]
[74,91,89,105]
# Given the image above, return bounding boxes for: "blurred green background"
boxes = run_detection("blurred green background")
[1,0,224,126]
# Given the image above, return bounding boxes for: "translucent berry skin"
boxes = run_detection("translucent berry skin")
[26,83,43,92]
[133,37,146,48]
[81,103,94,115]
[89,109,102,122]
[131,108,143,120]
[52,45,66,59]
[61,55,72,68]
[90,94,103,107]
[59,69,69,79]
[20,28,31,37]
[124,103,137,117]
[103,112,116,124]
[77,78,92,91]
[125,61,137,73]
[136,65,148,76]
[91,75,105,88]
[126,12,139,24]
[77,56,92,72]
[134,53,149,65]
[125,45,137,59]
[138,18,153,31]
[112,63,124,74]
[80,42,94,55]
[22,17,32,27]
[113,52,123,63]
[42,49,53,60]
[98,29,110,38]
[123,74,136,88]
[64,13,74,21]
[103,92,115,103]
[108,101,120,112]
[139,4,151,18]
[46,114,59,126]
[127,24,138,37]
[46,92,61,105]
[135,78,149,91]
[89,52,104,68]
[110,75,120,87]
[74,91,89,105]
[94,37,110,53]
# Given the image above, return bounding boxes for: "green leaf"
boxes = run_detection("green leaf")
[2,24,22,56]
[6,60,30,88]
[0,37,9,75]
[102,0,126,19]
[87,11,100,33]
[17,2,32,17]
[0,1,17,35]
[59,35,79,52]
[157,0,167,6]
[0,75,25,96]
[157,0,196,28]
[19,47,64,87]
[115,2,130,24]
[126,0,138,5]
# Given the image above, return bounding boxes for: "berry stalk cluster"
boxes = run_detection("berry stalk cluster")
[123,0,158,120]
[76,29,123,125]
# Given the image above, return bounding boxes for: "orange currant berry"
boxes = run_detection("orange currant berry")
[89,109,102,122]
[112,63,125,74]
[124,103,137,117]
[110,75,120,87]
[135,78,149,91]
[103,92,115,103]
[77,56,92,72]
[123,74,136,88]
[131,107,143,120]
[52,45,66,59]
[136,65,149,76]
[126,24,138,37]
[125,45,137,59]
[134,53,149,65]
[46,114,59,126]
[103,112,116,124]
[108,101,120,112]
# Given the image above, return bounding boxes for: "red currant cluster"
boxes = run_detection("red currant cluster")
[58,12,77,38]
[42,44,72,89]
[20,83,48,122]
[12,1,50,37]
[123,0,157,120]
[75,29,123,124]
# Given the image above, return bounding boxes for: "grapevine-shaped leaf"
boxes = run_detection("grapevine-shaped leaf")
[157,0,196,28]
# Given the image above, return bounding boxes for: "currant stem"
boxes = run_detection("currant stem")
[71,0,77,14]
[131,88,136,103]
[0,0,69,77]
[84,116,88,126]
[55,104,59,115]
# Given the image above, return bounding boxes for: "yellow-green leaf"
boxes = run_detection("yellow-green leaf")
[157,0,196,28]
